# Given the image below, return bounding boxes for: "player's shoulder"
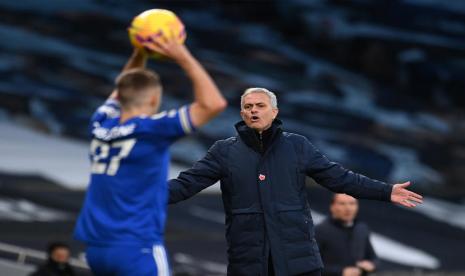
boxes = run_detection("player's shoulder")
[147,106,193,133]
[135,112,170,133]
[148,105,189,119]
[96,99,121,118]
[147,109,175,121]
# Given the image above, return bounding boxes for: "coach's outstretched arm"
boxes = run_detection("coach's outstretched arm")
[168,141,224,204]
[143,36,227,127]
[300,136,423,207]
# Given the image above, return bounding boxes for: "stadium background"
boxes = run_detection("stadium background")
[0,0,464,275]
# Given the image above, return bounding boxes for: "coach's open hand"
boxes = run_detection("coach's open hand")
[391,181,423,207]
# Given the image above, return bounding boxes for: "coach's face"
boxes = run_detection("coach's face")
[330,194,359,224]
[241,92,278,133]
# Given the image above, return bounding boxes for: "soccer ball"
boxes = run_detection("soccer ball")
[128,9,186,58]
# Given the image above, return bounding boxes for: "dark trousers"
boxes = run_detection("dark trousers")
[268,253,321,276]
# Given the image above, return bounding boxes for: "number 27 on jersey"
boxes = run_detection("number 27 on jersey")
[90,138,136,176]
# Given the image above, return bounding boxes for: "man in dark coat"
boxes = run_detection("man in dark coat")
[168,88,423,276]
[316,194,377,276]
[30,242,75,276]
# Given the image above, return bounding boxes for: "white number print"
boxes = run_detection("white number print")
[90,139,136,176]
[90,139,109,174]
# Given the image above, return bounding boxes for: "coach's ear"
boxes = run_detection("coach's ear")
[240,109,246,121]
[272,108,279,120]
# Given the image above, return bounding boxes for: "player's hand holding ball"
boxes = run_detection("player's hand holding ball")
[128,9,189,62]
[141,31,192,64]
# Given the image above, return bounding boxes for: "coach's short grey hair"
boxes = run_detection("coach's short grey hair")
[241,87,278,109]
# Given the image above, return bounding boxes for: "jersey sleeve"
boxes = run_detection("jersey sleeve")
[143,105,195,141]
[88,99,121,135]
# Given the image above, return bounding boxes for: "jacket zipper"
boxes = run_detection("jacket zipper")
[259,132,263,153]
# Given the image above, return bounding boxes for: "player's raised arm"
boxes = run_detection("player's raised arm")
[142,36,227,127]
[108,48,148,100]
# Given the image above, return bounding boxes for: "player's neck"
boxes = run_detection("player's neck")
[120,109,148,124]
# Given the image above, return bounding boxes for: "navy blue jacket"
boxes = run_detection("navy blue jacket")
[169,120,392,276]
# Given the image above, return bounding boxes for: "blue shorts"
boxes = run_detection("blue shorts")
[86,244,170,276]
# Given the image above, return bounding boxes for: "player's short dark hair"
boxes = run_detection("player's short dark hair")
[331,194,338,204]
[115,68,161,108]
[47,241,70,255]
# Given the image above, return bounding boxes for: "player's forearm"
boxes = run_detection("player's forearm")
[108,49,148,100]
[123,48,147,71]
[178,52,227,115]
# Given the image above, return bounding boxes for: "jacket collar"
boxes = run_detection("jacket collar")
[235,119,283,154]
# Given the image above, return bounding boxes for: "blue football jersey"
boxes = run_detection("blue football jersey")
[74,99,194,246]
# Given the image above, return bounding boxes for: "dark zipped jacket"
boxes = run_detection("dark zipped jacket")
[168,120,392,276]
[315,218,378,276]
